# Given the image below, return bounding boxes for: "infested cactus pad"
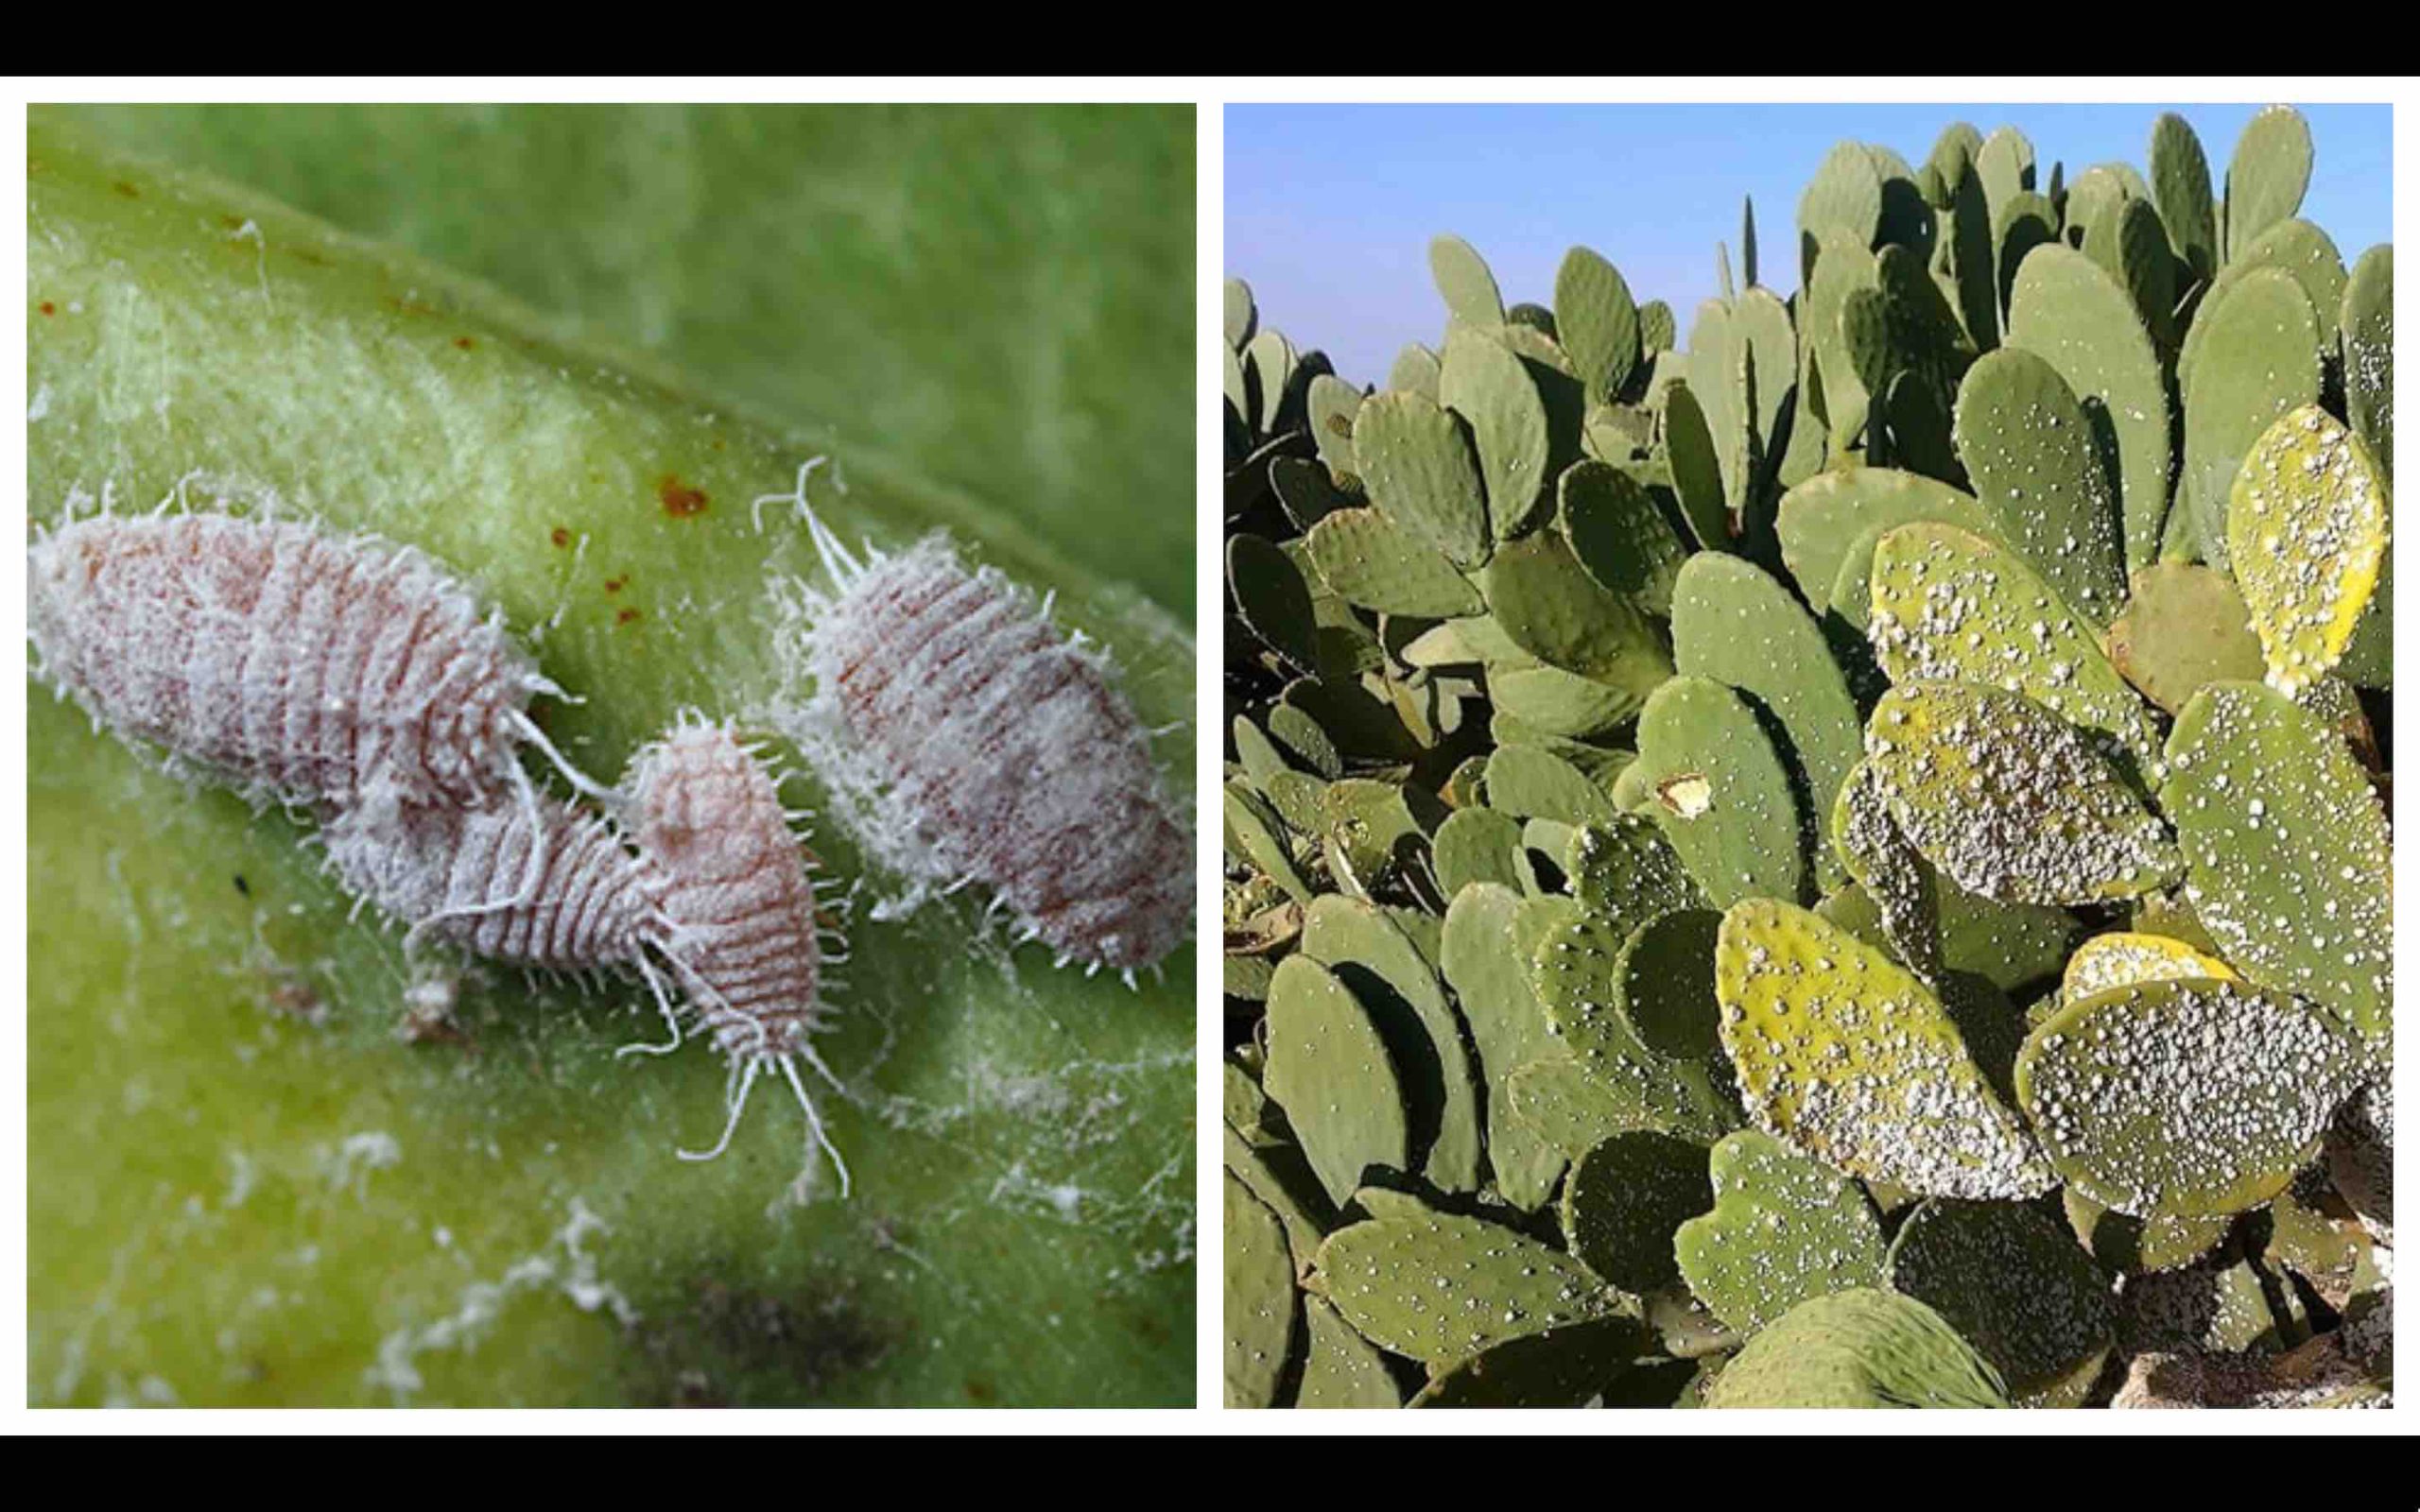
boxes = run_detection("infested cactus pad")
[1674,1129,1888,1333]
[2159,681,2392,1051]
[2226,405,2390,697]
[1311,1210,1625,1366]
[1862,681,2179,906]
[2017,978,2363,1220]
[1715,901,2052,1199]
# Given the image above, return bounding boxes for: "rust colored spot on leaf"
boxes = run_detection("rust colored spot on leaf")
[454,335,476,351]
[112,180,140,198]
[549,526,571,548]
[617,608,642,626]
[604,576,627,594]
[659,474,709,518]
[39,301,55,316]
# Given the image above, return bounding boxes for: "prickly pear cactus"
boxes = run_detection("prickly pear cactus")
[1228,104,2388,1409]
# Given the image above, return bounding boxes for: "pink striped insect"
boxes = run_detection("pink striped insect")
[26,508,613,805]
[624,716,851,1193]
[786,518,1189,984]
[28,507,615,910]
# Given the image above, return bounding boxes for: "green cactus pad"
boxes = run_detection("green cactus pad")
[2223,106,2313,263]
[1224,1123,1336,1267]
[1306,373,1364,485]
[1818,879,2082,997]
[1478,527,1673,690]
[1561,459,1688,615]
[2149,112,2218,280]
[1429,233,1507,326]
[2015,977,2362,1220]
[2005,243,2172,571]
[1568,814,1704,926]
[1504,1052,1737,1161]
[1302,897,1486,1194]
[1224,277,1256,351]
[1227,532,1322,677]
[1439,885,1570,1211]
[1485,744,1618,826]
[2180,219,2348,404]
[1296,1294,1403,1408]
[1560,1131,1715,1293]
[1303,506,1483,618]
[1432,807,1525,899]
[1441,324,1554,538]
[1349,389,1492,568]
[1270,455,1354,532]
[1225,1174,1301,1408]
[1799,141,1887,257]
[2104,562,2267,713]
[1862,681,2180,906]
[1950,347,2128,624]
[1674,1129,1889,1333]
[1629,676,1809,909]
[1616,908,1727,1062]
[2159,680,2392,1049]
[1866,522,2161,780]
[1407,1314,1652,1408]
[2342,244,2393,482]
[2062,1188,2230,1275]
[2061,932,2239,1003]
[1311,1211,1620,1366]
[1487,662,1649,739]
[1390,343,1443,399]
[1671,553,1865,886]
[1246,328,1299,437]
[1704,1288,2009,1408]
[2183,267,2324,573]
[1261,955,1414,1209]
[1659,377,1731,550]
[2228,404,2390,696]
[1715,900,2053,1199]
[1228,782,1313,904]
[1976,127,2035,228]
[1775,467,1996,615]
[1555,246,1644,405]
[1885,1198,2115,1405]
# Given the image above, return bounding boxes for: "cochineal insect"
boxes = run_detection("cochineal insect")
[785,515,1190,984]
[625,715,852,1194]
[27,507,616,908]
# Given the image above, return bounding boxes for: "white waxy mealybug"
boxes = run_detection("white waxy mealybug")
[320,796,669,974]
[26,511,609,815]
[626,717,851,1195]
[789,520,1189,982]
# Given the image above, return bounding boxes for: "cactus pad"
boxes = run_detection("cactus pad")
[1674,1129,1888,1333]
[2015,977,2362,1220]
[1715,900,2053,1199]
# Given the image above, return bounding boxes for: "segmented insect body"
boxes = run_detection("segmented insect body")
[321,796,667,972]
[26,511,566,812]
[627,718,850,1193]
[796,524,1190,979]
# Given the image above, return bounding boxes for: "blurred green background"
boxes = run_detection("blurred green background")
[28,104,1197,1409]
[58,104,1196,614]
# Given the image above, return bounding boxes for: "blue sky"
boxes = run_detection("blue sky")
[1226,103,2392,386]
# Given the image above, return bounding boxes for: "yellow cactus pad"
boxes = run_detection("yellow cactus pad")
[2061,932,2239,1003]
[1714,900,2053,1201]
[2227,404,2389,696]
